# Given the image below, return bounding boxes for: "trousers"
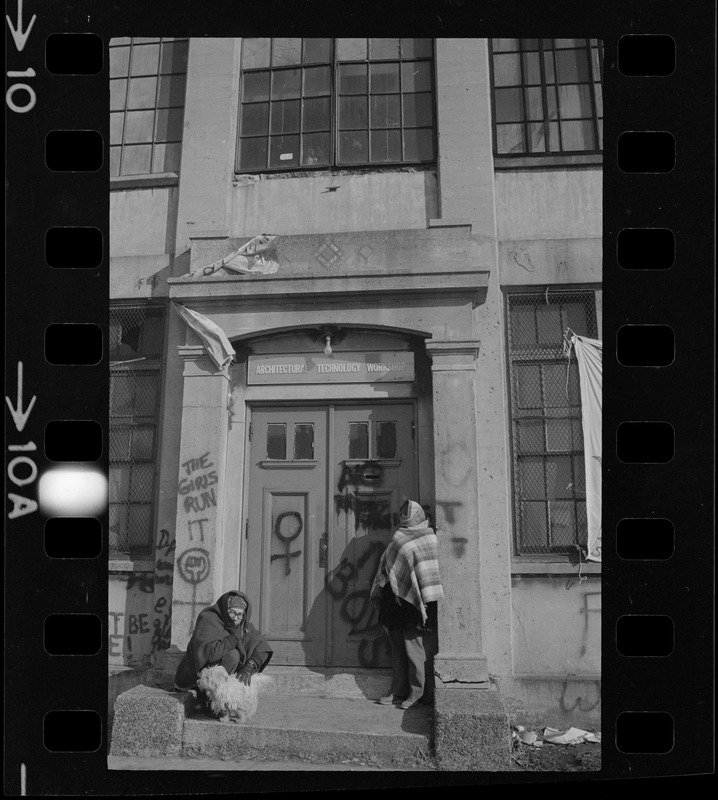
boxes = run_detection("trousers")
[386,625,437,702]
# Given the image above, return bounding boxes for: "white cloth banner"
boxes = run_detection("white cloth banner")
[572,334,602,562]
[172,303,236,376]
[191,234,280,278]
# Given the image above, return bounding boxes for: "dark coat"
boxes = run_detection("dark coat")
[174,590,273,690]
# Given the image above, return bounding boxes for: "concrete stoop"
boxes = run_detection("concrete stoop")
[183,695,432,766]
[108,665,150,719]
[434,687,512,770]
[260,665,393,699]
[109,668,512,770]
[110,685,431,768]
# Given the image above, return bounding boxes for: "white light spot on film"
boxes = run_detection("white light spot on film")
[38,466,107,516]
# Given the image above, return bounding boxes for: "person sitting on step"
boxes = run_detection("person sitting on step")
[174,590,273,722]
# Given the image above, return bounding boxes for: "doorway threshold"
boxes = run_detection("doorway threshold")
[261,665,393,701]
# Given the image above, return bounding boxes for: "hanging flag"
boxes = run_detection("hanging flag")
[571,334,602,563]
[191,234,280,278]
[172,303,236,376]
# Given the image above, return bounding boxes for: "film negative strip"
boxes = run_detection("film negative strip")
[4,0,715,792]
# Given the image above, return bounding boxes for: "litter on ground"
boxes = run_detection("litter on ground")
[513,725,601,748]
[543,727,601,745]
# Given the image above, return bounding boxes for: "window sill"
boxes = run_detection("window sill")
[511,561,601,575]
[109,559,155,572]
[110,173,179,191]
[494,154,602,170]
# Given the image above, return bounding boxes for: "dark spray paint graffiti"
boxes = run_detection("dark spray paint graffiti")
[324,539,389,667]
[151,528,175,652]
[271,511,303,575]
[176,451,219,635]
[559,679,601,713]
[179,452,218,513]
[335,464,399,531]
[177,546,211,636]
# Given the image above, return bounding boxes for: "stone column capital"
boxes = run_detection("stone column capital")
[177,344,231,380]
[425,340,480,370]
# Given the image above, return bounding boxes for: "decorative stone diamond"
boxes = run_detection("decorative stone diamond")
[358,246,374,261]
[313,240,343,268]
[282,248,296,265]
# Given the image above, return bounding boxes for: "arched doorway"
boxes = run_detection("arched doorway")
[233,327,431,668]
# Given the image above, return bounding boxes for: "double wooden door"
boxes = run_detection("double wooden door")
[245,403,416,667]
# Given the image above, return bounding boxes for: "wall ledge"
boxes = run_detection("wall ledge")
[109,559,155,572]
[511,561,601,575]
[111,173,179,191]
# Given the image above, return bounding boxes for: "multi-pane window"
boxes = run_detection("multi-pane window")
[506,290,598,556]
[110,37,188,177]
[491,38,603,155]
[109,305,165,556]
[348,421,397,459]
[266,423,315,460]
[237,38,435,171]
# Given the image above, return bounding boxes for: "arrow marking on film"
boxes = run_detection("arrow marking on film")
[6,362,37,432]
[6,0,37,52]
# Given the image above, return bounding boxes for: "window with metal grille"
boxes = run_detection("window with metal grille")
[109,305,165,557]
[490,38,603,156]
[109,37,189,177]
[506,289,598,556]
[237,38,435,172]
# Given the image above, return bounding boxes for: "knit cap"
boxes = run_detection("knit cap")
[228,595,247,609]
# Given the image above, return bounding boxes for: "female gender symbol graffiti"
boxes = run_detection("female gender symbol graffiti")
[177,548,210,584]
[271,511,303,575]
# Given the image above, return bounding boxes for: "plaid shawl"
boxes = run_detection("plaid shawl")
[373,514,444,624]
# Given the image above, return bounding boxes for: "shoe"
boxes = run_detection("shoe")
[398,697,424,710]
[377,695,406,705]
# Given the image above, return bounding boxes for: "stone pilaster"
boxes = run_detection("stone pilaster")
[426,340,489,687]
[169,344,231,650]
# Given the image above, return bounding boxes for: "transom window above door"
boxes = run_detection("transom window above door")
[236,38,435,172]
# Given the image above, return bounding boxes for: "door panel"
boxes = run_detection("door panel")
[246,403,416,668]
[330,405,416,668]
[246,408,327,666]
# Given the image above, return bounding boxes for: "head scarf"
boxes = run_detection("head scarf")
[372,500,444,623]
[399,500,429,530]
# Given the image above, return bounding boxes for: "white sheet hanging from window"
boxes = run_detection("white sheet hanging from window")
[172,303,236,377]
[572,334,602,562]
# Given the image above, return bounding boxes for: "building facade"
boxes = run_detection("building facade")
[109,37,602,728]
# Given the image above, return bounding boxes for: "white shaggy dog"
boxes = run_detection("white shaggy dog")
[197,664,272,723]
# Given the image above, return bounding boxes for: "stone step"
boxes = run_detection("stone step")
[258,665,393,700]
[182,693,432,767]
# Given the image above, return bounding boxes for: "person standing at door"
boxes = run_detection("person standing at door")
[371,500,444,710]
[174,590,273,718]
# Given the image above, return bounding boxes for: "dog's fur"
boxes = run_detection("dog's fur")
[197,664,272,723]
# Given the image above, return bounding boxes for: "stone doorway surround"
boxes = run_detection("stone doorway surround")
[165,226,510,768]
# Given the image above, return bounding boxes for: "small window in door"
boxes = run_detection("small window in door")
[348,422,369,459]
[266,423,287,459]
[293,423,315,459]
[375,421,397,458]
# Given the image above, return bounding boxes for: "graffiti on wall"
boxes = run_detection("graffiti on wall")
[325,538,389,668]
[151,528,175,653]
[560,678,601,714]
[108,594,153,665]
[179,452,218,513]
[176,451,216,635]
[271,511,303,575]
[108,527,177,665]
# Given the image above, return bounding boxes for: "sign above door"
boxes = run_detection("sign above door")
[247,351,415,385]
